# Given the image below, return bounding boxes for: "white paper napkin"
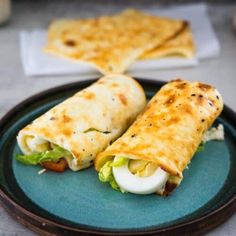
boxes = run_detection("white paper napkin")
[20,3,219,77]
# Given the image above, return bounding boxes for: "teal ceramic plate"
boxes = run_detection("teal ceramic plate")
[0,79,236,236]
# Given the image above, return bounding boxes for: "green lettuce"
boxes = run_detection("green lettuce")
[98,157,127,193]
[196,142,205,153]
[99,161,113,182]
[16,145,71,165]
[111,157,127,167]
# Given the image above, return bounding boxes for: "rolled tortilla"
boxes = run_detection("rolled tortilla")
[17,74,146,171]
[95,79,224,195]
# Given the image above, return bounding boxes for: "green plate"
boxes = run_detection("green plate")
[0,79,236,236]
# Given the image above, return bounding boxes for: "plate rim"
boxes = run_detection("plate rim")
[0,77,236,235]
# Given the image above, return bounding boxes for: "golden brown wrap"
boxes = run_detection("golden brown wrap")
[95,79,223,194]
[44,9,185,74]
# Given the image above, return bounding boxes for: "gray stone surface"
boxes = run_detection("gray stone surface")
[0,1,235,235]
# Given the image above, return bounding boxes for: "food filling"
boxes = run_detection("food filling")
[16,139,72,172]
[99,157,169,194]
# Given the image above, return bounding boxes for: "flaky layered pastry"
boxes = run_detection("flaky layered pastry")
[95,79,223,195]
[44,9,185,74]
[17,74,146,171]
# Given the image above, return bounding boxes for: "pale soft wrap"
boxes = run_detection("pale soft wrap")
[17,74,146,171]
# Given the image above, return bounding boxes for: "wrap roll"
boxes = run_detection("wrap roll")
[17,74,146,171]
[95,79,224,195]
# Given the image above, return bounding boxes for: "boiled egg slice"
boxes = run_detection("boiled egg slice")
[112,157,169,194]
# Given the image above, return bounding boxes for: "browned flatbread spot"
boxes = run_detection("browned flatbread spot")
[62,128,72,137]
[84,92,95,100]
[118,93,128,106]
[62,114,72,123]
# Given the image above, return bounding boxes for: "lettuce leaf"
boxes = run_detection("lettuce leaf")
[98,157,127,193]
[16,145,71,165]
[111,157,127,167]
[196,142,205,153]
[110,179,121,191]
[99,161,113,182]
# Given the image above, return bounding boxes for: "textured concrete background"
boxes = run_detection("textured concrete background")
[0,1,236,235]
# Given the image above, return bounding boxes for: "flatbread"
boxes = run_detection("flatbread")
[95,79,223,194]
[141,23,196,59]
[17,74,146,171]
[44,9,185,74]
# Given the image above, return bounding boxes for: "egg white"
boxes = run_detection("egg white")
[112,157,169,194]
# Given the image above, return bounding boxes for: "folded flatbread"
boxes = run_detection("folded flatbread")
[95,79,223,195]
[141,23,195,59]
[44,9,185,74]
[17,74,146,171]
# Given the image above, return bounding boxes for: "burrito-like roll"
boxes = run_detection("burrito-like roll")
[16,74,146,172]
[95,79,224,195]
